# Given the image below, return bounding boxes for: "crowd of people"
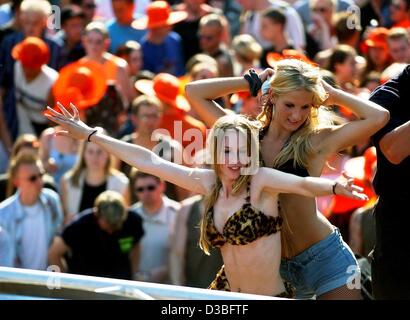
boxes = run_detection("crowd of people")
[0,0,409,299]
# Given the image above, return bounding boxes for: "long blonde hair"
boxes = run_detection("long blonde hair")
[199,115,261,255]
[257,59,337,257]
[257,59,335,170]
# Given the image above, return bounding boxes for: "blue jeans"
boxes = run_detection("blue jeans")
[280,228,360,299]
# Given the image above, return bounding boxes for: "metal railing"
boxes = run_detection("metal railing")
[0,267,285,300]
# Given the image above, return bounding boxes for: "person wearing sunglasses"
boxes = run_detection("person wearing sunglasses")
[0,153,63,270]
[0,134,57,203]
[198,13,234,78]
[129,169,181,284]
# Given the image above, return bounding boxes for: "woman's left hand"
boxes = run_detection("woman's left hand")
[321,79,339,106]
[44,102,96,140]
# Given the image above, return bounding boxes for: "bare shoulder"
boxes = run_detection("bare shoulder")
[191,168,216,193]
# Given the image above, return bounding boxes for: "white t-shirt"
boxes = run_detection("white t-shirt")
[14,61,58,135]
[133,197,178,282]
[242,0,306,50]
[20,202,48,270]
[95,0,150,20]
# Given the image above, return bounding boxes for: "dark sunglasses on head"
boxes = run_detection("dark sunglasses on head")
[135,184,157,193]
[27,172,44,183]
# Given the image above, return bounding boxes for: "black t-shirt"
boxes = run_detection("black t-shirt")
[370,65,410,199]
[172,19,200,65]
[369,66,410,257]
[62,210,144,280]
[78,180,107,212]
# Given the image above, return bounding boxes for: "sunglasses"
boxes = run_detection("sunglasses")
[135,184,157,193]
[391,3,404,10]
[84,3,96,9]
[198,34,215,41]
[26,172,44,183]
[313,7,330,13]
[139,114,160,120]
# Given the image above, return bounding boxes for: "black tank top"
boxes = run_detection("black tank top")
[274,158,309,177]
[259,129,309,177]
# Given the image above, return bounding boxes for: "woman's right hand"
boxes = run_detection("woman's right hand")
[44,102,96,141]
[258,68,275,83]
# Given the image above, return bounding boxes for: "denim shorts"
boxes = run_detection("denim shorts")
[280,228,360,299]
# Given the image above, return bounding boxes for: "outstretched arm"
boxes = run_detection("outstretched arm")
[315,80,390,155]
[255,167,367,200]
[45,103,214,195]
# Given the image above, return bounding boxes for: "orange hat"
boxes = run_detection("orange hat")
[363,146,377,181]
[361,27,389,54]
[132,1,188,30]
[328,151,377,215]
[12,37,50,69]
[135,73,191,112]
[343,148,377,182]
[230,90,251,105]
[266,49,317,68]
[328,178,376,215]
[52,60,107,110]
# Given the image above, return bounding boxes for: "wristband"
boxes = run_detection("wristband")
[87,129,98,142]
[332,182,338,195]
[244,69,262,97]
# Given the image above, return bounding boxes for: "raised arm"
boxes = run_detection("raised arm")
[255,167,367,200]
[45,103,214,195]
[185,78,239,127]
[315,80,390,155]
[185,69,274,127]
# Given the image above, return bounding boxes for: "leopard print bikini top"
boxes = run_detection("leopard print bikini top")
[205,181,283,247]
